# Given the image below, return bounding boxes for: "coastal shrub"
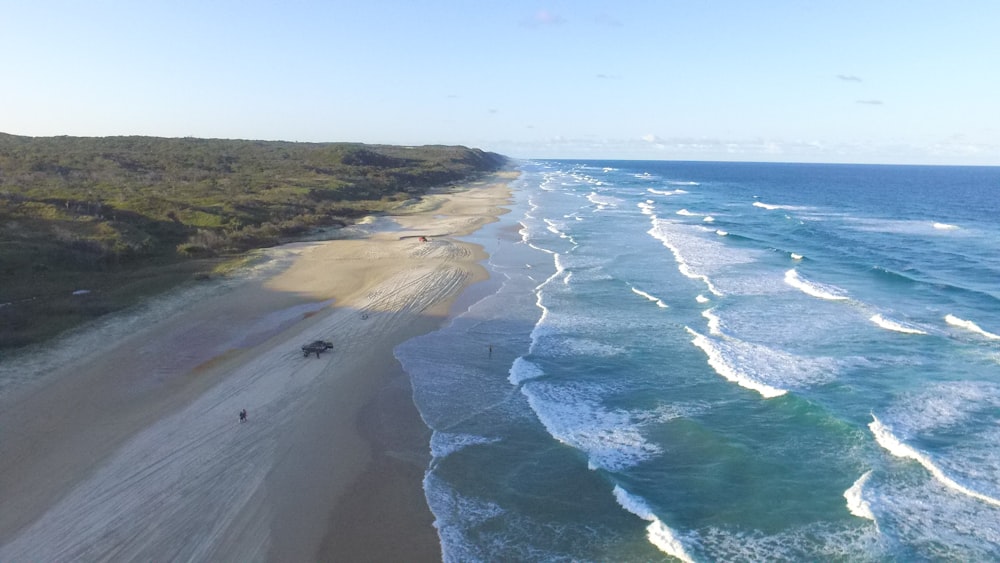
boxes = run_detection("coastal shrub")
[0,132,506,349]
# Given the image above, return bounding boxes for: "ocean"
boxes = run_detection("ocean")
[395,160,1000,562]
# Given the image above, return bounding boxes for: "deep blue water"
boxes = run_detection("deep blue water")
[396,160,1000,562]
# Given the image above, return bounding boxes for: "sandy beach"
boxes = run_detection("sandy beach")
[0,172,515,561]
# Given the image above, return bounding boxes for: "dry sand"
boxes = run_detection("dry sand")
[0,172,515,561]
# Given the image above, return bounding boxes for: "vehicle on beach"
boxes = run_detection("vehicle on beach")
[301,340,333,357]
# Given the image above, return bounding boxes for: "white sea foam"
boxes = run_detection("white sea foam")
[543,337,626,358]
[861,469,1000,561]
[508,357,546,385]
[631,287,668,308]
[753,201,809,211]
[715,230,728,236]
[869,314,928,335]
[667,181,700,186]
[647,221,758,297]
[638,202,655,215]
[648,188,688,196]
[847,217,969,236]
[430,432,502,459]
[885,381,1000,434]
[784,269,849,301]
[544,218,568,238]
[613,486,697,563]
[869,415,1000,508]
[790,253,803,260]
[520,381,663,471]
[703,216,715,223]
[693,522,883,562]
[424,471,505,563]
[844,471,876,521]
[586,192,623,209]
[696,294,710,304]
[933,222,960,230]
[676,209,697,216]
[945,314,1000,340]
[685,327,788,398]
[702,309,724,336]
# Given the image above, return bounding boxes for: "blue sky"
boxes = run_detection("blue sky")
[2,1,998,164]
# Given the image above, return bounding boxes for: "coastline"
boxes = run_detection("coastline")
[0,171,516,561]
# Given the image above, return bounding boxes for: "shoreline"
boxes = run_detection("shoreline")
[0,171,516,561]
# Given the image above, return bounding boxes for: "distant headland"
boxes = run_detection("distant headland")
[0,133,506,348]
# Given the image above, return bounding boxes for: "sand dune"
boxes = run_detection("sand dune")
[0,173,514,561]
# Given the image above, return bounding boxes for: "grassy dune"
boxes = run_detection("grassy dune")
[0,133,506,349]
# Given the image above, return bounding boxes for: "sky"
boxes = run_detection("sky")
[2,1,998,165]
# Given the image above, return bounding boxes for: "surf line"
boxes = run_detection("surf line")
[869,415,1000,508]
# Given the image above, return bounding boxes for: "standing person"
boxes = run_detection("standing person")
[239,409,247,423]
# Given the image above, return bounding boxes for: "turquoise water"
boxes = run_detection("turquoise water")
[395,161,1000,561]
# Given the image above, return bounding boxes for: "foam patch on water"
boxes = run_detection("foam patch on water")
[685,327,788,398]
[878,381,1000,494]
[887,381,1000,439]
[543,218,570,239]
[702,309,724,336]
[847,217,969,237]
[692,521,883,562]
[648,188,688,196]
[860,467,1000,560]
[631,286,669,308]
[845,470,877,521]
[424,471,507,562]
[509,357,546,385]
[784,269,850,301]
[431,432,503,459]
[869,415,1000,508]
[945,314,1000,340]
[613,486,697,563]
[753,201,812,211]
[933,222,960,230]
[686,327,839,398]
[540,337,627,359]
[869,314,928,335]
[647,220,759,297]
[587,192,624,210]
[519,380,663,471]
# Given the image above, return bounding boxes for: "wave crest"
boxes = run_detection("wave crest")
[784,269,849,301]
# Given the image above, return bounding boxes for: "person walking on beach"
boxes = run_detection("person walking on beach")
[239,409,247,423]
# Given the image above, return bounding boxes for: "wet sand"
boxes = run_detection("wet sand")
[0,172,514,561]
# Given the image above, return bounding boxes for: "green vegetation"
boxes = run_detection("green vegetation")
[0,133,506,349]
